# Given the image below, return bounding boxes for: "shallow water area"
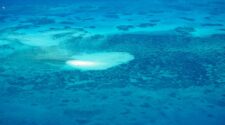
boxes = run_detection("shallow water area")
[0,0,225,125]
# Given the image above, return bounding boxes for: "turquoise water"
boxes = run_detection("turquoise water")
[0,0,225,125]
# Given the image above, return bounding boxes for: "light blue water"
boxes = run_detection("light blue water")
[0,0,225,125]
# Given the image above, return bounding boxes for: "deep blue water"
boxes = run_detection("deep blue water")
[0,0,225,125]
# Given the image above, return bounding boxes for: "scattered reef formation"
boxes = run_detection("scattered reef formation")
[0,1,225,125]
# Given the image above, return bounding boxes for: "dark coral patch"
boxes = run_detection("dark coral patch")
[104,14,120,19]
[0,15,8,22]
[26,17,55,25]
[179,17,195,22]
[138,23,156,28]
[116,25,134,31]
[218,28,225,31]
[201,23,224,27]
[86,26,96,29]
[149,19,160,23]
[174,27,195,35]
[60,21,74,25]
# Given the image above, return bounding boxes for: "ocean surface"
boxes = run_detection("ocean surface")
[0,0,225,125]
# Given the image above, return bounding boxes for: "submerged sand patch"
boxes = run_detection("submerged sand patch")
[66,52,134,71]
